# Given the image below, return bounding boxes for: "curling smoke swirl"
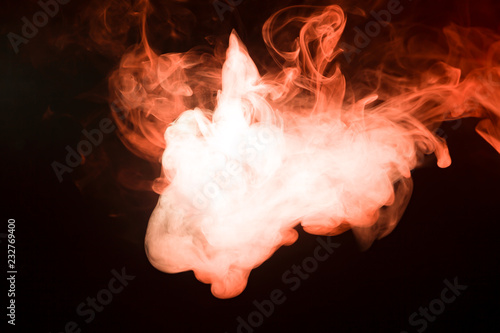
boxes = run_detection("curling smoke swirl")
[109,5,500,298]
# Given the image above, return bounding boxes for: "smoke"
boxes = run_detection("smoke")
[108,4,500,298]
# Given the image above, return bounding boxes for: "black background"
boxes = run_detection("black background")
[2,0,500,332]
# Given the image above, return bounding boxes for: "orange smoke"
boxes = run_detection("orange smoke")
[108,4,500,298]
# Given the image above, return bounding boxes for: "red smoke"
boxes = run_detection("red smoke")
[107,3,500,298]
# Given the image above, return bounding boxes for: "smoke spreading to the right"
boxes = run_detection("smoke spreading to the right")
[102,0,500,298]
